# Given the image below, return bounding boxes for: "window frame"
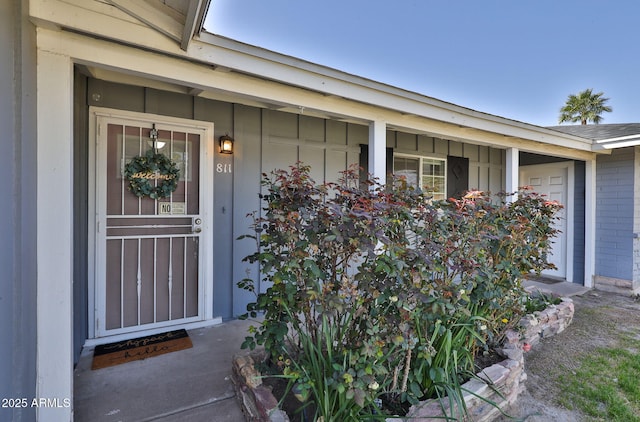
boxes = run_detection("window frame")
[393,153,447,200]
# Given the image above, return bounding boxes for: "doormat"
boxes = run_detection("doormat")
[527,275,563,285]
[92,329,192,370]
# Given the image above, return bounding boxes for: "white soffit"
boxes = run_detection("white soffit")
[104,0,206,51]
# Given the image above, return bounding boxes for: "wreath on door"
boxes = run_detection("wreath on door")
[124,149,180,199]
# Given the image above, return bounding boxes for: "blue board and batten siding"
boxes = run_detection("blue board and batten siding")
[74,77,521,362]
[77,78,376,335]
[596,148,635,280]
[0,1,38,421]
[573,161,586,284]
[393,130,506,195]
[73,70,90,365]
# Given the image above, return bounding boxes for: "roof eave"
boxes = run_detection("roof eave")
[29,0,602,158]
[595,133,640,149]
[196,32,598,153]
[181,0,208,51]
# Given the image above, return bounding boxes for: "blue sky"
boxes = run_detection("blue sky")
[204,1,640,126]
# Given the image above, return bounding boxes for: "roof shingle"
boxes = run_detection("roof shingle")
[547,124,640,141]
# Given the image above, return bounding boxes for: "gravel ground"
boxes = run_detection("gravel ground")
[496,289,640,422]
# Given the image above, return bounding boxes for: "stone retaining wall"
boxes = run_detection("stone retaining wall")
[232,298,574,422]
[232,352,289,422]
[397,297,574,421]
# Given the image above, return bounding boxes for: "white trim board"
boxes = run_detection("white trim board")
[83,317,222,348]
[35,27,600,161]
[36,43,74,422]
[88,107,216,340]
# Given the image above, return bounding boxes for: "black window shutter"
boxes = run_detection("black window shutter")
[447,156,469,199]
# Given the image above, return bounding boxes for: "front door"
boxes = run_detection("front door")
[520,162,573,279]
[94,110,213,338]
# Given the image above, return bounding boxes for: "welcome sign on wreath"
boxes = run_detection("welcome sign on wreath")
[124,149,180,199]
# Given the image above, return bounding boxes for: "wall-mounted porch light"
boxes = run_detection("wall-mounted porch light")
[147,125,166,150]
[219,134,234,154]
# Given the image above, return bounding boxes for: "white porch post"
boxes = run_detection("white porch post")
[369,120,387,185]
[505,147,519,201]
[584,158,596,288]
[36,46,74,420]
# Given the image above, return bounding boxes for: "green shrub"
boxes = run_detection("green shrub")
[238,163,561,419]
[524,290,562,314]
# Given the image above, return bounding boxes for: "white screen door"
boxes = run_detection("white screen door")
[94,112,213,338]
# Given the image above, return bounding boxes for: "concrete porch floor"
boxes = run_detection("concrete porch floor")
[73,319,254,421]
[73,281,588,421]
[522,278,591,297]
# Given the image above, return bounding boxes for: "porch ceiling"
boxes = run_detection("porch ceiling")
[78,64,366,124]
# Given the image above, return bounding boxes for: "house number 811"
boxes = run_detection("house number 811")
[217,163,232,173]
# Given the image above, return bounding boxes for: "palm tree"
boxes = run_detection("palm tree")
[558,88,612,125]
